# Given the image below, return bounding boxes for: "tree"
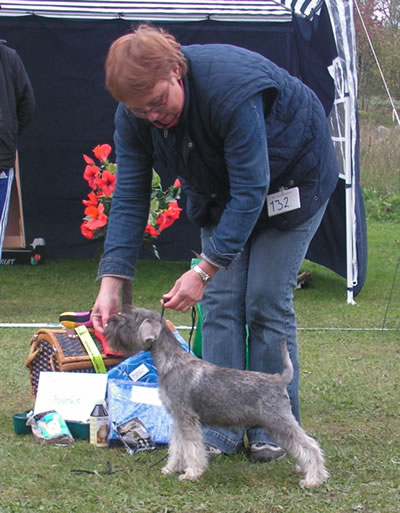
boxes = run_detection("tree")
[376,0,400,27]
[355,0,385,108]
[355,0,400,107]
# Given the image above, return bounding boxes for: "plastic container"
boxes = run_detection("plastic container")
[89,401,109,447]
[13,411,90,439]
[68,421,89,440]
[13,411,32,435]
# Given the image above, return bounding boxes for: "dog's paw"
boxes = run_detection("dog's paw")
[299,477,323,489]
[294,464,303,474]
[161,465,174,475]
[299,472,329,489]
[178,468,203,481]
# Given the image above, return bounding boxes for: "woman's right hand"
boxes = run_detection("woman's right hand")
[91,276,125,334]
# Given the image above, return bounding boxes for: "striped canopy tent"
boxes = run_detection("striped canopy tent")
[0,0,366,302]
[0,1,327,20]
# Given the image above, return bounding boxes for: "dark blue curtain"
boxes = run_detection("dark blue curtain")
[0,16,302,260]
[0,11,365,294]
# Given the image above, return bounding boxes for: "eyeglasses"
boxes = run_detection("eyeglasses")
[129,81,170,119]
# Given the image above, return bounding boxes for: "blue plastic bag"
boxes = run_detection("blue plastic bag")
[107,380,172,445]
[107,328,192,446]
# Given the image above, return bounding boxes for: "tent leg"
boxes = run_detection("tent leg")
[344,96,357,305]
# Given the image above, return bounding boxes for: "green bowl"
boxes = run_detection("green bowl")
[13,411,89,440]
[13,411,32,435]
[67,421,89,440]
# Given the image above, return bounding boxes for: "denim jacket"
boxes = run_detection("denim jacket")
[98,44,338,279]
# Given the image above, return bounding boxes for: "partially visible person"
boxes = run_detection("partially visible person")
[91,24,339,463]
[0,40,35,261]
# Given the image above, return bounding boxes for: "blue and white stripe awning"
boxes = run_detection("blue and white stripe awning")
[0,1,324,21]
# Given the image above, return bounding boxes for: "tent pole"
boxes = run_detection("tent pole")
[344,95,356,304]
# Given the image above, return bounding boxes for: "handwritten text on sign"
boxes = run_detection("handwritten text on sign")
[267,187,301,217]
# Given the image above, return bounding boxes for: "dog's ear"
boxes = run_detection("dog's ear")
[138,318,162,348]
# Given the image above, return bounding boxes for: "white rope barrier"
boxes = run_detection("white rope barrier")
[0,323,398,331]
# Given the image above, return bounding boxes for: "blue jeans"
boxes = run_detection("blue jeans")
[200,202,327,453]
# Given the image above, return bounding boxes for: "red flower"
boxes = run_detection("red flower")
[145,225,161,237]
[81,147,180,257]
[97,170,116,197]
[83,164,99,189]
[84,203,108,230]
[169,200,181,215]
[93,144,112,162]
[156,201,182,231]
[81,222,94,239]
[83,154,95,165]
[82,191,99,207]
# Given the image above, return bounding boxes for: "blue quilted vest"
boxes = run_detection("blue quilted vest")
[142,44,339,230]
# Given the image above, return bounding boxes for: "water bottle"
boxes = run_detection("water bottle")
[89,400,109,447]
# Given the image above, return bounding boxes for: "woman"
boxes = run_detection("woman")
[91,24,339,461]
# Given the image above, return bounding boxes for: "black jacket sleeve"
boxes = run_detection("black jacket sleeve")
[13,50,35,134]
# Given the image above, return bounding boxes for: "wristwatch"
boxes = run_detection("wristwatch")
[192,264,212,284]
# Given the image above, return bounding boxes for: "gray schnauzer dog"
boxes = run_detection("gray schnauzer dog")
[105,305,329,488]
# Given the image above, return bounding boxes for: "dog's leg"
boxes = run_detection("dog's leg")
[263,415,329,489]
[290,429,329,489]
[177,414,208,481]
[161,421,186,475]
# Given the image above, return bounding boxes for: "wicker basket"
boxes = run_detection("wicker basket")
[25,329,124,398]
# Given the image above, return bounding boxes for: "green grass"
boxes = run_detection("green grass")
[358,97,400,128]
[359,103,400,223]
[363,189,400,222]
[359,107,400,209]
[0,220,399,513]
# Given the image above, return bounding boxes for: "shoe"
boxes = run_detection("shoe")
[249,443,286,463]
[205,444,223,459]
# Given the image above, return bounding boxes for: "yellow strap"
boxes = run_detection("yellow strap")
[75,325,107,373]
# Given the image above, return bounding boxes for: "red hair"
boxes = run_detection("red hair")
[105,24,187,102]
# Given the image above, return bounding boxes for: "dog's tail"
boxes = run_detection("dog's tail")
[280,338,293,385]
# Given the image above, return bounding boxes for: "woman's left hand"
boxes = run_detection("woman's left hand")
[162,269,206,312]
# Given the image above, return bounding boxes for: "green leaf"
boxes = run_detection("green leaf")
[152,169,161,189]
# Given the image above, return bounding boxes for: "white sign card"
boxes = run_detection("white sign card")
[130,385,163,406]
[34,372,108,423]
[267,187,301,217]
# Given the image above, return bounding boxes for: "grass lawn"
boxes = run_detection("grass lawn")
[0,220,399,513]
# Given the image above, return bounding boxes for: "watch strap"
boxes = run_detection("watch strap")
[192,264,212,283]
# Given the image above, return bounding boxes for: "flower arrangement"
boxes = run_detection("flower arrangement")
[81,143,182,257]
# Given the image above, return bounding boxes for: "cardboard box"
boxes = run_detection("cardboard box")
[4,153,26,249]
